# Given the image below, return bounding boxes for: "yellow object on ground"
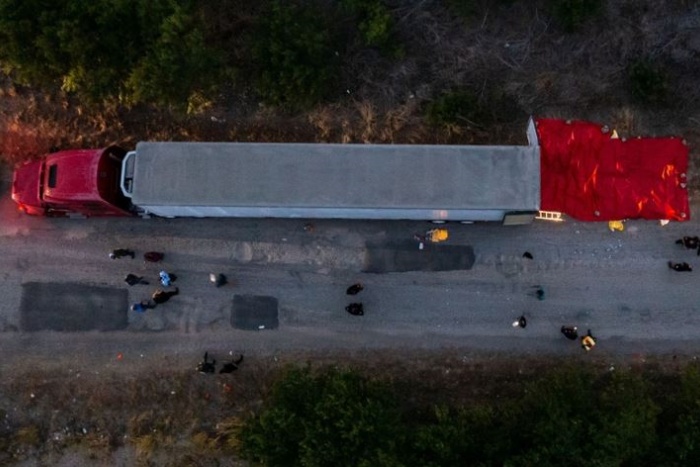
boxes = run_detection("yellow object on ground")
[581,335,596,351]
[427,229,449,243]
[608,220,624,232]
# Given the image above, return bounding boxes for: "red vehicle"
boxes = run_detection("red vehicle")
[11,146,133,217]
[10,118,689,223]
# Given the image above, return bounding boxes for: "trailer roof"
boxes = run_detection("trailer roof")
[129,142,540,213]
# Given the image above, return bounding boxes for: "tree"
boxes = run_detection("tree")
[408,405,503,467]
[124,4,226,109]
[0,0,226,108]
[240,367,405,466]
[505,366,598,466]
[659,364,700,464]
[588,371,659,465]
[251,0,342,109]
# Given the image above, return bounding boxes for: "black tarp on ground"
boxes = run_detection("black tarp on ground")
[231,294,279,330]
[20,282,128,331]
[363,240,475,273]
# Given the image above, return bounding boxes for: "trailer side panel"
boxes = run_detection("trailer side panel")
[129,142,540,222]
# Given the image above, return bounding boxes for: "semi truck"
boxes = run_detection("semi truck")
[11,120,542,225]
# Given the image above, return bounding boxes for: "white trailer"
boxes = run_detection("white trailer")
[120,121,540,224]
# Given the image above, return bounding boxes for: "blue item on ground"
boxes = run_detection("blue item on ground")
[159,271,171,287]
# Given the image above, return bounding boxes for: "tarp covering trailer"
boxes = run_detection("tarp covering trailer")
[536,118,689,222]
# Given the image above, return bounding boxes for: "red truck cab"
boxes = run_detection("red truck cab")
[12,146,133,217]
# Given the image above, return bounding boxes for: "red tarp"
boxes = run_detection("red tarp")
[536,118,689,222]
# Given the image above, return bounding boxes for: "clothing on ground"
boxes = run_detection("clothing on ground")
[345,303,364,316]
[346,283,364,295]
[110,248,135,259]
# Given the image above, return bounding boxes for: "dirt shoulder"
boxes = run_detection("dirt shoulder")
[0,348,695,466]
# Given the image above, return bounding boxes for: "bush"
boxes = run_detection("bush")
[628,59,668,105]
[124,5,226,110]
[588,371,659,464]
[425,89,521,128]
[502,367,659,466]
[239,365,661,466]
[505,366,598,464]
[251,0,342,109]
[548,0,605,33]
[408,405,504,467]
[425,91,480,127]
[0,0,227,108]
[239,367,405,466]
[658,365,700,463]
[341,0,401,56]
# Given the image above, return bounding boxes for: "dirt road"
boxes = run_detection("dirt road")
[1,171,700,373]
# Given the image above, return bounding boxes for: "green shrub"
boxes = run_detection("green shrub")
[588,371,659,464]
[239,367,405,466]
[425,89,521,128]
[659,365,700,463]
[548,0,605,33]
[425,91,480,127]
[251,0,342,109]
[628,59,668,105]
[506,366,598,464]
[124,5,226,110]
[503,367,659,466]
[341,0,401,55]
[408,405,504,467]
[0,0,226,108]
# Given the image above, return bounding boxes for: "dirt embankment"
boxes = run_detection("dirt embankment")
[0,1,698,178]
[0,349,693,465]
